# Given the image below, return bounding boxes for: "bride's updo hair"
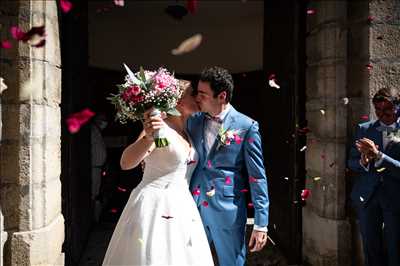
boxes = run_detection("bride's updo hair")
[178,79,192,97]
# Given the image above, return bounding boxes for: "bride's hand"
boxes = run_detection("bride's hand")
[143,108,165,139]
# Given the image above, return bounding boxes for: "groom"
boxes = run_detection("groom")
[187,66,270,266]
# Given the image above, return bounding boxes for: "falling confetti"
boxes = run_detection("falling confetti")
[240,189,249,193]
[361,115,369,121]
[117,186,127,192]
[301,189,311,201]
[343,97,349,105]
[367,16,375,23]
[300,146,307,152]
[360,196,364,202]
[0,78,8,94]
[192,187,200,196]
[171,34,202,55]
[225,176,232,185]
[186,0,198,14]
[206,187,215,197]
[320,109,325,115]
[66,108,96,134]
[249,176,257,183]
[313,177,321,181]
[202,201,209,207]
[307,8,316,15]
[114,0,124,7]
[284,177,289,180]
[377,167,386,172]
[161,215,174,219]
[60,0,73,13]
[207,160,212,168]
[268,74,280,89]
[1,40,12,49]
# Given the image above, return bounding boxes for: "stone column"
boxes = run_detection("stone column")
[0,1,64,265]
[303,1,351,265]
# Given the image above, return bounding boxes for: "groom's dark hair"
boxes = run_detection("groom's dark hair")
[199,66,234,102]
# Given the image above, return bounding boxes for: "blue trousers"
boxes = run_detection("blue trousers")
[356,188,400,266]
[204,225,247,266]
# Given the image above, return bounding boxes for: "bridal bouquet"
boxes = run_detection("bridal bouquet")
[108,64,183,147]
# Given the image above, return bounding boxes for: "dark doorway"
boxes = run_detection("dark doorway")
[60,1,306,265]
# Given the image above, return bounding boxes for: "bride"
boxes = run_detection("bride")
[102,80,214,266]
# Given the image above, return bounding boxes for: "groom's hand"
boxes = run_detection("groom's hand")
[249,230,268,252]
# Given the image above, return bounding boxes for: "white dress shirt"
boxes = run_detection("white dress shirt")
[204,104,268,232]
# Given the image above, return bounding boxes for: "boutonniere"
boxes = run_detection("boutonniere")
[388,129,400,143]
[216,126,243,150]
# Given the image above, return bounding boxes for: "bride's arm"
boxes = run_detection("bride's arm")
[120,109,164,170]
[120,131,155,170]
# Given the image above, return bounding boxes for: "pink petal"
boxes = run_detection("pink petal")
[66,117,81,134]
[361,115,369,120]
[117,186,127,192]
[110,208,118,213]
[114,0,124,7]
[60,0,73,13]
[1,40,12,49]
[202,201,209,207]
[306,8,316,15]
[225,176,232,185]
[240,189,248,193]
[102,171,106,176]
[248,203,254,208]
[192,187,201,196]
[249,176,257,183]
[10,26,26,41]
[367,16,375,22]
[247,138,255,143]
[207,160,212,168]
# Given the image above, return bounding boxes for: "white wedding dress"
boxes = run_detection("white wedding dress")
[102,125,214,266]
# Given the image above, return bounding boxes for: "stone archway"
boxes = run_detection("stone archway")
[0,1,64,265]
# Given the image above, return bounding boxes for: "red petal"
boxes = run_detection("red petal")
[240,189,249,193]
[110,208,118,213]
[187,0,198,14]
[249,176,257,183]
[207,160,212,168]
[225,176,232,185]
[1,40,12,49]
[268,74,276,80]
[301,189,311,200]
[66,117,81,134]
[117,186,127,192]
[60,0,73,13]
[306,8,316,15]
[248,203,254,208]
[202,201,208,207]
[361,115,369,120]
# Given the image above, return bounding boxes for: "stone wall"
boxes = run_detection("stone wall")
[303,1,351,265]
[304,0,400,265]
[0,1,64,265]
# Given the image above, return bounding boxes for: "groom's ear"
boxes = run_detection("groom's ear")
[217,91,227,103]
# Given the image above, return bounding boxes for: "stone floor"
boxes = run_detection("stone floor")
[78,222,289,266]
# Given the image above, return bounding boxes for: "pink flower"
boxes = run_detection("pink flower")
[60,0,73,13]
[1,40,12,49]
[233,134,242,144]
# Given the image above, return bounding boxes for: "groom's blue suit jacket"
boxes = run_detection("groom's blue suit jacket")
[187,106,270,229]
[348,120,400,211]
